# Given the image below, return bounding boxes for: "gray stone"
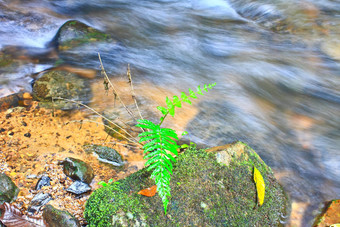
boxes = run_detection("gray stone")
[28,192,53,214]
[65,180,91,195]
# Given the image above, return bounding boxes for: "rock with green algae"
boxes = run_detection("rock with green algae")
[84,145,125,167]
[48,20,121,69]
[32,70,91,110]
[0,173,19,205]
[50,20,112,51]
[43,204,80,227]
[84,141,290,226]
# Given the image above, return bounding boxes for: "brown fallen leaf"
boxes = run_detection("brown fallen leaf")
[138,185,157,197]
[0,202,46,227]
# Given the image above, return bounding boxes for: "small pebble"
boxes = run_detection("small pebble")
[5,114,11,119]
[0,128,5,133]
[24,132,31,138]
[21,121,27,126]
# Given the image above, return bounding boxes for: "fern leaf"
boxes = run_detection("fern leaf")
[189,89,197,99]
[144,151,160,159]
[157,106,168,115]
[181,92,192,105]
[164,153,176,162]
[145,155,161,166]
[203,84,208,92]
[196,85,203,95]
[172,96,182,108]
[139,134,159,142]
[138,131,155,137]
[147,162,161,171]
[166,97,175,117]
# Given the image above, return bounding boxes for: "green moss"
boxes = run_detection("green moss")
[0,53,13,67]
[84,142,289,226]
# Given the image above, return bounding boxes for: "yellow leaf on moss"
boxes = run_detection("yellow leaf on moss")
[254,166,265,206]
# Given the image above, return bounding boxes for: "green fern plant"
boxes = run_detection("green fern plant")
[136,83,216,214]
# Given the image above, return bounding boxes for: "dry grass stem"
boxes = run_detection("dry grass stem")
[127,64,144,121]
[66,119,141,146]
[52,97,137,143]
[98,53,137,122]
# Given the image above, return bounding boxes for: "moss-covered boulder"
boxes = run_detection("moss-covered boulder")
[50,20,111,51]
[0,173,19,205]
[48,20,122,69]
[43,204,80,227]
[32,70,91,110]
[84,141,289,226]
[0,51,13,68]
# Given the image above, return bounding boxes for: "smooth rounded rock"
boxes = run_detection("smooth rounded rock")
[32,70,91,110]
[43,204,80,227]
[0,173,19,204]
[61,157,94,184]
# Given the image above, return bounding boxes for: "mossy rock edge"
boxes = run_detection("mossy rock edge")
[84,141,290,226]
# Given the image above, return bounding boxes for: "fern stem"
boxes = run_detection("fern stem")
[158,111,169,126]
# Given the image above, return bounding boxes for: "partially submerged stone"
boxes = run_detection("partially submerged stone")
[32,70,91,110]
[43,204,80,227]
[0,173,19,204]
[85,145,125,167]
[61,157,94,184]
[48,19,122,69]
[50,20,112,51]
[84,141,289,226]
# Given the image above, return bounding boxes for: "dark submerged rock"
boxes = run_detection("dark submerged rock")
[28,192,53,214]
[61,157,94,184]
[84,142,289,226]
[65,180,91,195]
[35,175,51,190]
[43,204,80,227]
[32,70,91,110]
[0,173,19,204]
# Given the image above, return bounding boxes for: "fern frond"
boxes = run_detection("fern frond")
[137,83,216,214]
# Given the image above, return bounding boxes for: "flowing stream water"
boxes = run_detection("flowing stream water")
[0,0,339,225]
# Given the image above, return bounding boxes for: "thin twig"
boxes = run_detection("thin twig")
[98,53,137,122]
[66,119,141,146]
[53,97,138,142]
[127,64,144,121]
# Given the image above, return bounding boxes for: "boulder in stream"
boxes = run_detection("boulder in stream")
[84,141,290,226]
[48,20,122,69]
[50,20,112,51]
